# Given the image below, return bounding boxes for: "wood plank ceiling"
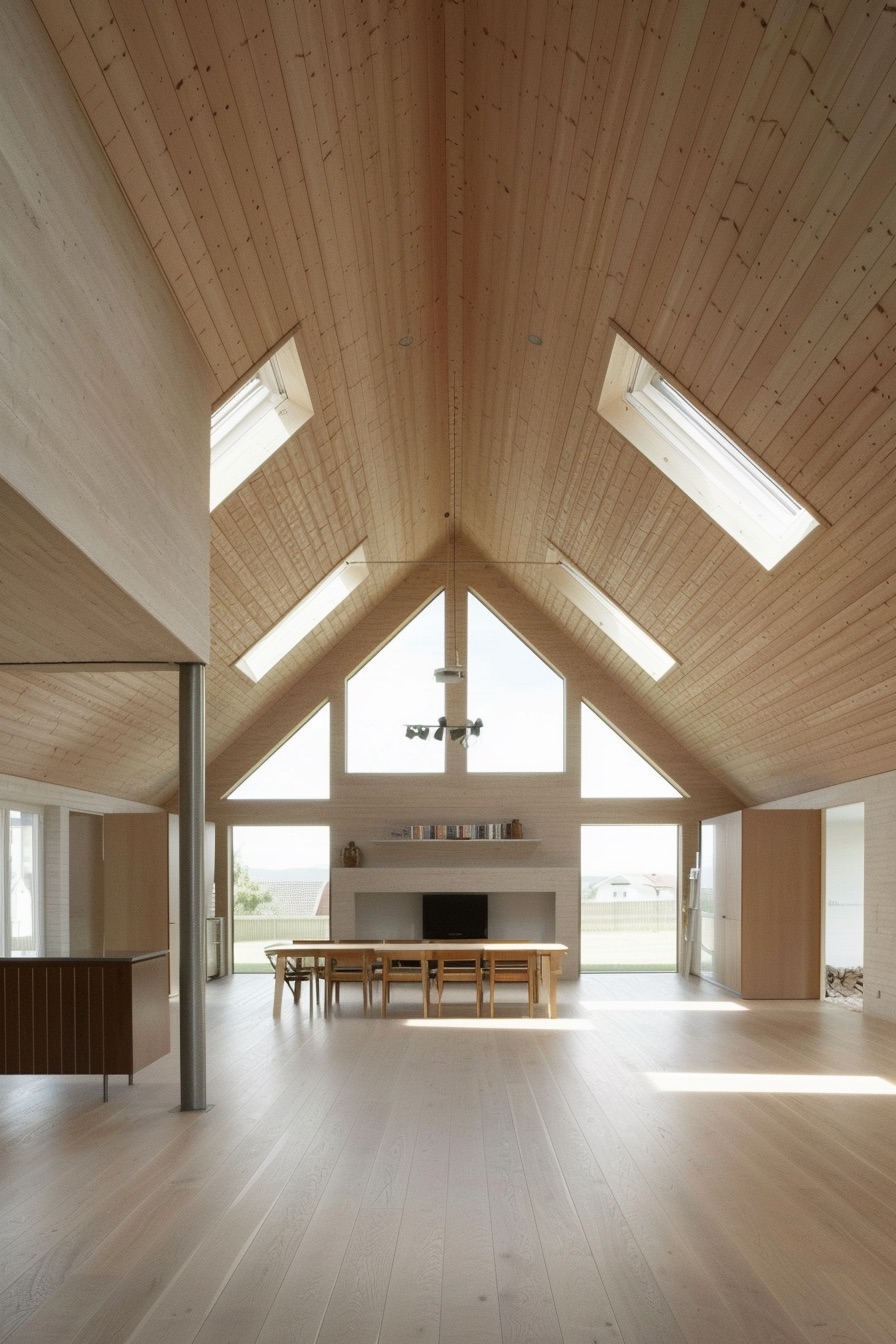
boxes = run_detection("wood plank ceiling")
[14,0,896,805]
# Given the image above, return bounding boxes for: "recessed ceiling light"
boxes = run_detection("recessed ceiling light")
[527,333,542,345]
[398,335,414,347]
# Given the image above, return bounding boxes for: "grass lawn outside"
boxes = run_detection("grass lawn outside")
[234,939,278,973]
[581,928,676,972]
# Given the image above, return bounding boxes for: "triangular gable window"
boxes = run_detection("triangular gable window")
[228,704,329,799]
[466,593,564,773]
[581,702,682,798]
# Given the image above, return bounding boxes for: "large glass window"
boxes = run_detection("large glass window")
[581,703,682,797]
[228,704,330,799]
[231,825,330,972]
[466,594,564,772]
[2,809,41,956]
[346,594,446,772]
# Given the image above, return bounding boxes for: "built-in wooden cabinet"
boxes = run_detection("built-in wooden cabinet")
[70,814,215,994]
[698,809,821,998]
[102,814,173,955]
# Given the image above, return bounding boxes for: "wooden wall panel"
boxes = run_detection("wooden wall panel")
[0,0,212,662]
[741,809,822,999]
[69,812,105,956]
[700,808,820,999]
[0,487,201,665]
[102,813,170,954]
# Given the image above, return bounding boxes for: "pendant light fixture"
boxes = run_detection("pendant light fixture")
[406,377,482,742]
[435,377,465,683]
[434,528,463,682]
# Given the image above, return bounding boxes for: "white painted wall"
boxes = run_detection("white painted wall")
[331,867,580,975]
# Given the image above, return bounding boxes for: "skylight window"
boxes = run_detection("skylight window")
[597,331,821,569]
[547,546,676,681]
[235,544,367,682]
[210,338,313,509]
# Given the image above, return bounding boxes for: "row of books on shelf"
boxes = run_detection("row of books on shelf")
[401,821,522,840]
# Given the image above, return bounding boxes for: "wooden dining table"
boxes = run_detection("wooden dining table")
[264,940,568,1021]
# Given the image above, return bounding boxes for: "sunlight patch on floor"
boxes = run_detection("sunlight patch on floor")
[582,1000,747,1012]
[404,1017,593,1031]
[646,1072,896,1094]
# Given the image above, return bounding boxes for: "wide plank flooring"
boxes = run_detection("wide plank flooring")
[2,973,895,1343]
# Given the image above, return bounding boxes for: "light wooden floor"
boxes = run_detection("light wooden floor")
[2,973,896,1344]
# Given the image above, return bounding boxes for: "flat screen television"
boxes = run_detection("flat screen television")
[421,893,488,940]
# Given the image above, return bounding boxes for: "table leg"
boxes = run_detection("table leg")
[547,953,559,1019]
[273,954,286,1020]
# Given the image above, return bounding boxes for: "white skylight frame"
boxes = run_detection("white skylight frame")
[547,546,676,681]
[597,331,821,570]
[210,338,313,510]
[235,544,368,682]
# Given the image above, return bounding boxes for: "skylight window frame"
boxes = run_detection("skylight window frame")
[235,544,368,683]
[210,339,313,510]
[598,330,822,570]
[547,546,676,681]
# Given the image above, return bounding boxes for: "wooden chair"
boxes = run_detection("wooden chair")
[486,947,539,1017]
[380,952,430,1017]
[265,947,316,1014]
[433,950,483,1017]
[323,948,374,1015]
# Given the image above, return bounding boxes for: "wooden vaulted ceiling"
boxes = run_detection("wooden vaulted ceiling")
[14,0,896,805]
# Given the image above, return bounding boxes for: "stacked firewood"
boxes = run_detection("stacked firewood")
[825,965,863,998]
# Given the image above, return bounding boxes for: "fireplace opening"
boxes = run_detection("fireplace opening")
[421,892,488,940]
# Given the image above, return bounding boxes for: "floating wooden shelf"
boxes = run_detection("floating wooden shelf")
[372,838,541,846]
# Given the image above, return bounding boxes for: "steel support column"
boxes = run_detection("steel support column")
[179,662,207,1111]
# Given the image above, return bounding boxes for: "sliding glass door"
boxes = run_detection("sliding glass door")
[231,826,330,972]
[581,824,678,971]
